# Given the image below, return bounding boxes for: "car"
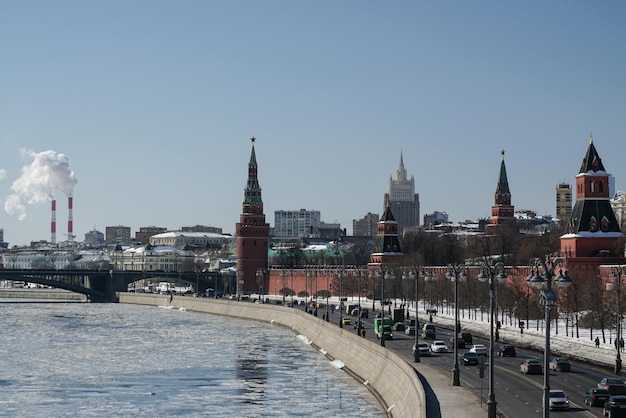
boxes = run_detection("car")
[353,320,364,330]
[497,344,516,357]
[341,317,352,326]
[461,332,473,346]
[393,322,406,332]
[421,323,436,340]
[449,335,466,349]
[469,344,487,355]
[431,340,448,353]
[520,359,543,375]
[462,352,479,366]
[414,341,432,357]
[585,388,611,407]
[546,389,569,411]
[405,325,416,336]
[604,395,626,417]
[549,357,571,372]
[599,378,626,395]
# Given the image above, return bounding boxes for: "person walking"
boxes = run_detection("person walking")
[595,336,600,348]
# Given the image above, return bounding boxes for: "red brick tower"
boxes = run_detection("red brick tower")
[486,150,517,233]
[236,137,270,295]
[561,136,623,261]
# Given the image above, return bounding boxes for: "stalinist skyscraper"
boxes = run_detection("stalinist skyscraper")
[383,151,420,235]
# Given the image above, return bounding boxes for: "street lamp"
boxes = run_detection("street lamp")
[256,268,267,303]
[526,256,572,418]
[424,270,437,322]
[446,263,467,387]
[356,268,365,336]
[403,267,420,363]
[236,269,243,301]
[337,268,344,327]
[477,260,507,418]
[325,269,330,322]
[606,265,626,374]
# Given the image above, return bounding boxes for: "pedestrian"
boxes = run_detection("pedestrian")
[595,337,600,348]
[361,328,366,338]
[169,292,173,303]
[620,338,624,351]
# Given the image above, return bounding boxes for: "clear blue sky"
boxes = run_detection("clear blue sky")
[1,1,625,246]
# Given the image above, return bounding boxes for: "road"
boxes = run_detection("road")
[284,298,616,417]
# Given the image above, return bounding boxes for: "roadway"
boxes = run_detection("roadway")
[281,298,615,418]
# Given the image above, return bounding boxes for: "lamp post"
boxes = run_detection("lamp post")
[477,260,507,418]
[356,268,365,335]
[338,269,344,327]
[446,263,467,387]
[256,268,267,303]
[606,265,626,374]
[290,268,294,308]
[403,267,420,363]
[526,256,572,418]
[280,269,287,304]
[325,269,330,322]
[424,270,436,322]
[236,269,243,301]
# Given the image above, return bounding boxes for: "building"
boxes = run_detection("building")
[556,183,572,223]
[84,228,105,247]
[105,225,132,245]
[486,150,517,233]
[181,225,223,234]
[236,138,270,295]
[353,212,379,237]
[149,231,233,250]
[274,209,321,238]
[561,136,623,260]
[135,226,167,244]
[383,152,420,235]
[423,211,449,230]
[611,191,626,233]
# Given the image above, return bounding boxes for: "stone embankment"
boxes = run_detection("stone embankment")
[119,293,425,418]
[0,288,86,301]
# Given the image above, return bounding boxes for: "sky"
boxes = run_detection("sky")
[1,1,626,247]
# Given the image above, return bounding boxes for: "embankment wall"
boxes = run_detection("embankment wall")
[119,293,425,418]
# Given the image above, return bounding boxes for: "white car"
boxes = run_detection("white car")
[431,340,448,353]
[469,344,487,355]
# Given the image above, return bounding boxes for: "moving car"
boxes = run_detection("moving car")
[393,322,406,332]
[449,335,466,349]
[599,378,626,395]
[549,357,571,372]
[353,320,364,330]
[469,344,487,355]
[462,352,478,366]
[520,359,543,375]
[414,342,432,357]
[405,325,416,336]
[584,388,611,407]
[431,340,448,353]
[546,389,569,411]
[461,332,473,345]
[497,344,516,357]
[421,323,436,340]
[341,317,352,326]
[603,395,626,417]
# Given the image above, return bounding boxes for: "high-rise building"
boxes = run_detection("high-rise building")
[383,152,420,234]
[84,228,105,247]
[105,225,131,245]
[486,150,517,233]
[236,138,270,295]
[556,183,572,222]
[274,209,321,238]
[353,212,379,237]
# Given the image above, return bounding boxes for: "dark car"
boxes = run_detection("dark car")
[393,322,406,332]
[520,359,543,375]
[353,320,365,330]
[584,388,611,407]
[462,352,478,366]
[497,344,516,357]
[604,395,626,417]
[449,335,466,349]
[549,357,571,372]
[461,332,473,346]
[599,378,626,396]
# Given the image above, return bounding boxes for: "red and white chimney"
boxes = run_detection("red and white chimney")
[67,196,74,241]
[51,199,57,244]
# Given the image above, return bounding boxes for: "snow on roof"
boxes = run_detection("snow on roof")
[151,231,231,239]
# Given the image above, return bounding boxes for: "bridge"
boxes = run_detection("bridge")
[0,269,223,302]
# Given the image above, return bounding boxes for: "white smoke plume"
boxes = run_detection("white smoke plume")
[4,149,78,220]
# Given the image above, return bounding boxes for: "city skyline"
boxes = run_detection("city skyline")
[2,1,625,246]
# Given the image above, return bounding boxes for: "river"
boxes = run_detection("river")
[0,301,383,417]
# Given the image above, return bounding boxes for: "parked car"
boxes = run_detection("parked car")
[604,395,626,417]
[405,325,416,336]
[393,322,406,332]
[431,340,448,353]
[460,332,473,345]
[549,357,571,372]
[545,389,569,411]
[497,344,516,357]
[520,359,543,375]
[598,378,626,395]
[584,388,611,407]
[469,344,487,356]
[449,335,466,349]
[462,352,479,366]
[414,341,431,357]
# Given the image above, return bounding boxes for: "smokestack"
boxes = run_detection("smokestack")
[51,199,57,244]
[68,196,73,241]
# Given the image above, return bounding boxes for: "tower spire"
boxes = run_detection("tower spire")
[396,150,407,181]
